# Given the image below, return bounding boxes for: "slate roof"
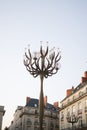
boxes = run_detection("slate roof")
[26,98,56,111]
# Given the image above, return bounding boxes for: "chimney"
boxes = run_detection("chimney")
[44,96,47,107]
[84,71,87,77]
[54,102,59,109]
[66,86,74,97]
[81,71,87,83]
[26,97,30,105]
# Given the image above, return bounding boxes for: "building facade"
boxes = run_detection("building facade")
[8,96,59,130]
[60,71,87,130]
[0,106,5,130]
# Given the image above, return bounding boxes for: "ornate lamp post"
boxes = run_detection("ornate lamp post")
[23,43,61,130]
[66,114,79,130]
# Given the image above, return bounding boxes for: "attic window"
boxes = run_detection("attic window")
[79,91,82,97]
[67,99,70,103]
[34,104,37,107]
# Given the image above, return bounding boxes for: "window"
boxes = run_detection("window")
[61,125,64,130]
[66,108,70,118]
[67,108,70,114]
[78,116,82,128]
[85,99,87,111]
[78,102,81,109]
[61,112,64,121]
[85,99,87,107]
[67,123,70,130]
[34,120,39,127]
[35,109,38,114]
[55,123,59,128]
[78,102,82,114]
[43,119,46,127]
[86,114,87,127]
[15,127,18,130]
[34,127,39,130]
[27,126,31,130]
[26,119,32,126]
[72,105,75,114]
[50,121,54,128]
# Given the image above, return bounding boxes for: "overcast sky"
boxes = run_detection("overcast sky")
[0,0,87,129]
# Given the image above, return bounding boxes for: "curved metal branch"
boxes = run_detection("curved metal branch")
[28,49,32,59]
[34,57,41,71]
[45,46,48,57]
[24,45,61,79]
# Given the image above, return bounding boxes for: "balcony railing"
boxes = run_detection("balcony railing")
[78,109,82,114]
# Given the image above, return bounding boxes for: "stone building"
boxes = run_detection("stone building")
[0,106,5,130]
[60,71,87,130]
[8,96,59,130]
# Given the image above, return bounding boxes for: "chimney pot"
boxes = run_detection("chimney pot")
[84,71,87,78]
[66,87,74,97]
[26,97,30,105]
[81,71,87,83]
[44,96,47,107]
[54,102,58,108]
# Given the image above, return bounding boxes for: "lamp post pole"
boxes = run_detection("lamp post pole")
[23,43,61,130]
[39,75,44,130]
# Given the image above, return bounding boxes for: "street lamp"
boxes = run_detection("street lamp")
[66,114,79,130]
[23,43,61,130]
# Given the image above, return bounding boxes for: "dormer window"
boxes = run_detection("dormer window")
[67,99,70,104]
[79,91,82,97]
[73,96,75,100]
[34,104,37,107]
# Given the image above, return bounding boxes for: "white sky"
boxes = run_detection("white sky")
[0,0,87,129]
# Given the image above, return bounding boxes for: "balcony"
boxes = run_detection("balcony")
[78,109,82,114]
[19,107,37,117]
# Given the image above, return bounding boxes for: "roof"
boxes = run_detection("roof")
[26,98,39,107]
[60,81,87,102]
[26,98,57,112]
